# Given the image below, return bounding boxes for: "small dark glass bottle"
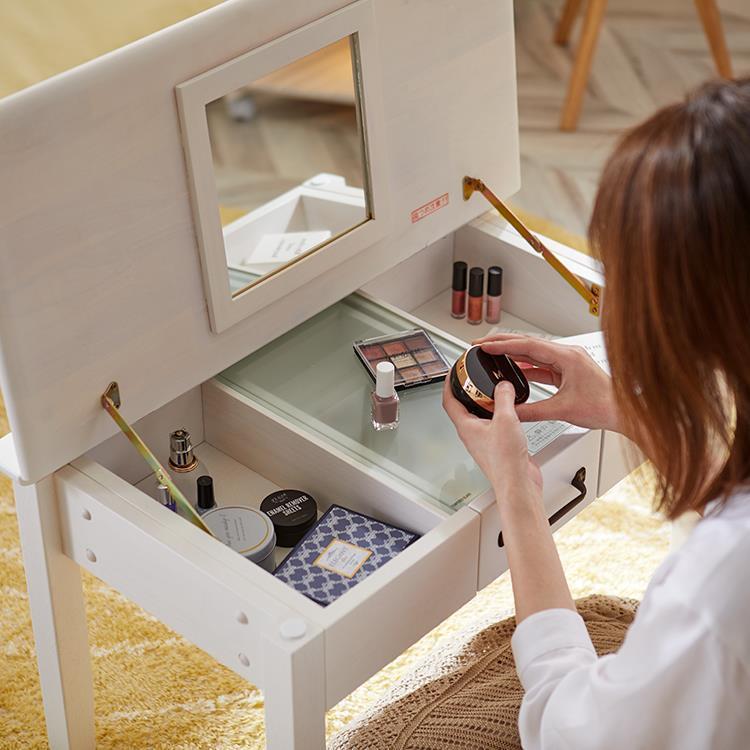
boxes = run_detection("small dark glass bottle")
[196,475,217,515]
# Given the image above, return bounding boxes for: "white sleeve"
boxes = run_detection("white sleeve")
[511,597,749,749]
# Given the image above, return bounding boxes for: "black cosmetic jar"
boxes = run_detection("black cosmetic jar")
[449,345,530,419]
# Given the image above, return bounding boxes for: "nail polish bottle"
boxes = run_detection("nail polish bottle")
[371,362,399,431]
[157,484,177,512]
[451,261,467,319]
[485,266,503,324]
[196,475,217,515]
[467,267,484,325]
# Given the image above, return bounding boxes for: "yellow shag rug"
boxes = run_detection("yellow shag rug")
[0,401,668,749]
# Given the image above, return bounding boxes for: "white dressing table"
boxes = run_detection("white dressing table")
[0,1,628,747]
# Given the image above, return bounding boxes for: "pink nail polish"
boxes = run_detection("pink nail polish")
[371,362,399,431]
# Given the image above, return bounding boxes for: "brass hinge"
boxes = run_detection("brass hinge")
[463,177,601,317]
[101,382,213,535]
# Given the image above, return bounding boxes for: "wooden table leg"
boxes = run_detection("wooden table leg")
[555,0,584,46]
[15,477,96,750]
[560,0,608,131]
[262,629,326,749]
[694,0,733,78]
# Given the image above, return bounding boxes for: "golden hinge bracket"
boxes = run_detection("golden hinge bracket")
[101,382,213,535]
[463,177,601,317]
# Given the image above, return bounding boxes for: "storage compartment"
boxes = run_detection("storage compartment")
[75,372,480,704]
[364,213,603,341]
[216,293,577,514]
[67,219,610,705]
[81,216,611,581]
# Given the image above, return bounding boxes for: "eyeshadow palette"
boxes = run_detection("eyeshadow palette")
[353,329,451,390]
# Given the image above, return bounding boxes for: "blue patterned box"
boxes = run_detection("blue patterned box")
[272,504,420,606]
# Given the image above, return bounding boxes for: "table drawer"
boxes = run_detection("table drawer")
[68,383,479,709]
[470,428,601,589]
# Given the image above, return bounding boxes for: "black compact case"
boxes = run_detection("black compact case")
[449,345,530,418]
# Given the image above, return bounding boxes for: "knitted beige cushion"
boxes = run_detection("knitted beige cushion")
[330,595,638,750]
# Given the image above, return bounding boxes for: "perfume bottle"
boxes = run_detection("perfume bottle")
[154,428,207,509]
[371,362,399,431]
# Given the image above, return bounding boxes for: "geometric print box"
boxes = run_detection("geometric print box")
[274,505,420,606]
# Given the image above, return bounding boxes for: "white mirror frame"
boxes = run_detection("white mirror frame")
[176,0,389,333]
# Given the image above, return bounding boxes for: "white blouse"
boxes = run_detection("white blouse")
[511,491,750,750]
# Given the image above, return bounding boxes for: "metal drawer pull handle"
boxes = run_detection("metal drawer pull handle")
[497,467,587,548]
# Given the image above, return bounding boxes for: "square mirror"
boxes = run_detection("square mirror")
[177,2,390,333]
[209,36,371,295]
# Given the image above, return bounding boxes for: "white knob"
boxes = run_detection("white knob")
[279,618,307,641]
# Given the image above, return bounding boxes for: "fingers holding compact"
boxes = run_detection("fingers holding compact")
[475,335,572,373]
[477,336,619,432]
[492,381,528,444]
[442,375,482,434]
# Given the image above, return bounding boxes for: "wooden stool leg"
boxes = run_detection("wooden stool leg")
[560,0,608,131]
[555,0,584,46]
[694,0,733,78]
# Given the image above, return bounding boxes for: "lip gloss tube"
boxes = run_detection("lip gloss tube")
[451,261,468,319]
[467,267,484,325]
[486,266,503,324]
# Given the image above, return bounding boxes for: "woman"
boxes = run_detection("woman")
[443,77,750,749]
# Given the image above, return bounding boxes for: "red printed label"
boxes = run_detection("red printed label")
[410,193,449,223]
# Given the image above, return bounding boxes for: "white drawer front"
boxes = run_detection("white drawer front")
[320,508,478,706]
[56,462,320,691]
[203,379,480,706]
[470,429,602,589]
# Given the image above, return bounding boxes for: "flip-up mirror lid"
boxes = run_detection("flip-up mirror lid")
[0,0,519,483]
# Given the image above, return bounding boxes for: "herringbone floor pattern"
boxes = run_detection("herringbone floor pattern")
[513,0,750,238]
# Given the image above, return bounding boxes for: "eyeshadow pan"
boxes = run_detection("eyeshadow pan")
[391,352,417,369]
[399,366,424,382]
[361,344,385,360]
[383,341,407,356]
[421,360,449,376]
[405,334,430,351]
[414,349,439,364]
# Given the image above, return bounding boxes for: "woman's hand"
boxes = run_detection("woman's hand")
[474,333,623,434]
[443,362,576,623]
[443,376,542,503]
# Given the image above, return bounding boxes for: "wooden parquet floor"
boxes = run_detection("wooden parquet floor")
[513,0,750,237]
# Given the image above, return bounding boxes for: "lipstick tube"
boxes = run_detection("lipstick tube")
[467,267,484,325]
[451,261,467,319]
[485,266,503,324]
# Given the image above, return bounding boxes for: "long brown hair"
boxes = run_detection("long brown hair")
[589,78,750,519]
